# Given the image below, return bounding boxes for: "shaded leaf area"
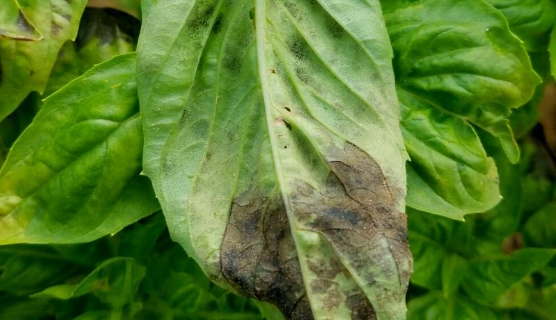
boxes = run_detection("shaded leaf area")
[0,54,159,244]
[138,0,410,319]
[0,0,42,40]
[87,0,142,19]
[406,134,556,320]
[381,0,539,219]
[0,0,88,122]
[44,7,140,96]
[0,213,273,320]
[485,0,556,52]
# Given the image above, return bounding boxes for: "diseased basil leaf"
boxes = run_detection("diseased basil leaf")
[0,53,159,244]
[137,1,411,319]
[382,0,540,219]
[0,0,87,121]
[0,0,42,40]
[408,292,497,320]
[485,0,556,52]
[44,8,140,96]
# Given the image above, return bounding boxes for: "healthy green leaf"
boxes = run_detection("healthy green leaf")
[44,8,140,96]
[0,0,87,121]
[473,132,522,242]
[137,1,411,319]
[0,53,159,244]
[0,244,82,295]
[33,257,145,309]
[550,25,556,78]
[462,248,556,303]
[523,202,556,248]
[485,0,556,52]
[408,291,497,320]
[0,0,42,40]
[382,0,540,218]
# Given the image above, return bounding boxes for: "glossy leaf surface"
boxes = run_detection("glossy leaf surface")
[0,53,159,244]
[382,0,539,218]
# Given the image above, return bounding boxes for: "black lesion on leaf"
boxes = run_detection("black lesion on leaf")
[288,36,310,61]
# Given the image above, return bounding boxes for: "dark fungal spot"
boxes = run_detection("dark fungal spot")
[288,36,309,61]
[187,4,215,31]
[283,120,292,131]
[212,14,223,33]
[284,107,291,112]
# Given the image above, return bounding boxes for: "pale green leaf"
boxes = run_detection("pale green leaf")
[137,1,411,319]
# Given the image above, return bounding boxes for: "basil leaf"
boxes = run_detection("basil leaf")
[408,292,497,320]
[463,248,556,303]
[382,0,539,219]
[550,25,556,78]
[137,1,411,319]
[0,244,83,296]
[0,0,42,40]
[0,53,159,244]
[485,0,556,52]
[44,8,140,96]
[33,257,145,309]
[0,0,87,121]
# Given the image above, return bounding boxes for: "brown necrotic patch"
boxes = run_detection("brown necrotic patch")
[220,143,410,320]
[221,189,312,319]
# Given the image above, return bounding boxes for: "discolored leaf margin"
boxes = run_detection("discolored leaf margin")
[0,0,42,40]
[137,1,411,320]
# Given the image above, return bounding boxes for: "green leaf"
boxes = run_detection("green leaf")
[44,8,140,96]
[88,0,142,19]
[382,0,540,218]
[473,132,522,242]
[0,0,87,121]
[523,202,556,248]
[441,254,468,298]
[0,0,42,40]
[408,291,497,320]
[137,1,411,319]
[550,24,556,78]
[485,0,556,52]
[399,89,500,220]
[0,244,82,295]
[463,248,556,303]
[0,53,159,244]
[33,257,145,309]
